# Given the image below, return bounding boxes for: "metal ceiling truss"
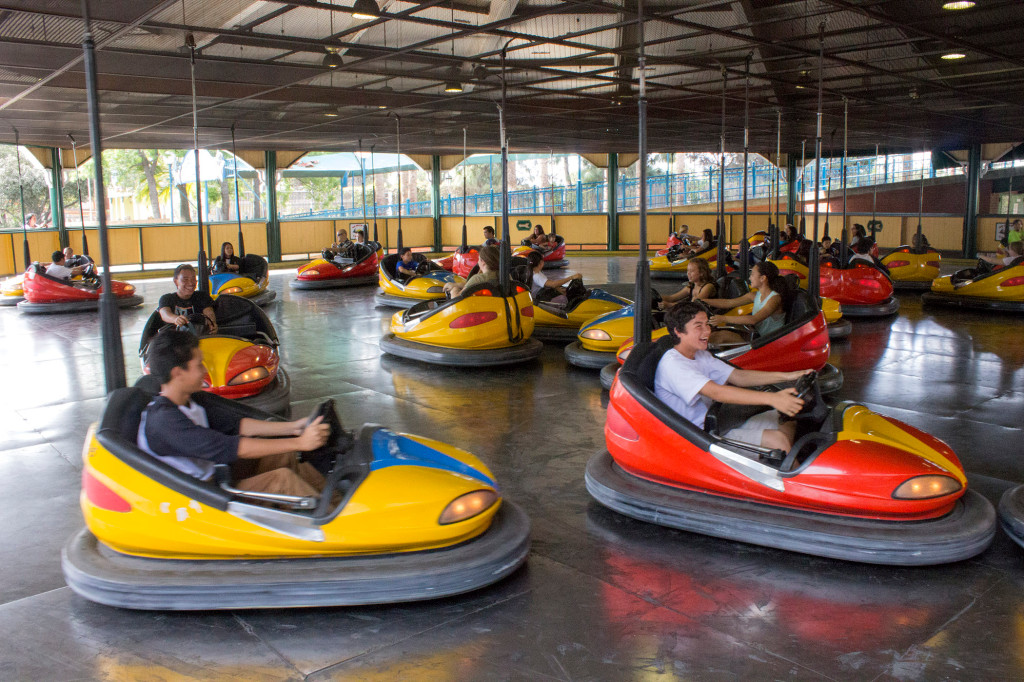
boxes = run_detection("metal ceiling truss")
[0,0,1021,157]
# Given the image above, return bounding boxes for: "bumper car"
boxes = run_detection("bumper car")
[587,338,996,565]
[209,254,276,307]
[770,256,897,319]
[61,392,530,610]
[512,235,568,270]
[595,282,843,394]
[290,241,383,290]
[923,257,1024,312]
[531,279,631,343]
[376,253,463,309]
[998,484,1024,550]
[648,244,721,279]
[138,294,290,417]
[881,245,941,292]
[17,263,143,314]
[380,280,543,366]
[1,273,25,306]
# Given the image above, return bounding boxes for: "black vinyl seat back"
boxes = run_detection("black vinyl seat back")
[957,255,1024,286]
[716,273,747,300]
[238,254,268,282]
[380,252,427,280]
[95,386,233,511]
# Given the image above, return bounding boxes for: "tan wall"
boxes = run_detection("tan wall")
[549,214,608,246]
[440,216,499,247]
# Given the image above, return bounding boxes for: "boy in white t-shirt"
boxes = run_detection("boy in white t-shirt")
[654,302,810,452]
[44,250,86,281]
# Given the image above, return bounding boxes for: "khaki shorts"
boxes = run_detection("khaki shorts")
[724,410,782,447]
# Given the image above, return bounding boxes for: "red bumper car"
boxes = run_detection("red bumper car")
[17,263,143,314]
[587,337,995,565]
[513,235,568,269]
[820,260,899,317]
[291,241,382,290]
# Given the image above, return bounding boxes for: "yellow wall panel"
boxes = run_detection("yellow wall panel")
[379,218,434,250]
[551,214,609,246]
[440,216,498,248]
[1,233,16,276]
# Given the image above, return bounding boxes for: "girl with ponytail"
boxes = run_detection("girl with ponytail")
[703,260,788,343]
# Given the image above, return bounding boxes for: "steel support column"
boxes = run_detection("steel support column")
[49,147,67,247]
[962,143,981,258]
[265,151,281,262]
[608,153,619,249]
[431,154,442,251]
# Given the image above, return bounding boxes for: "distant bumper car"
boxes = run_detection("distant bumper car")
[531,279,631,343]
[17,263,143,314]
[595,284,843,394]
[61,394,530,610]
[998,484,1024,550]
[139,295,290,417]
[1,273,25,306]
[648,244,721,279]
[380,281,543,366]
[882,245,941,292]
[588,340,995,565]
[923,257,1024,312]
[654,232,686,256]
[770,256,897,319]
[512,235,568,269]
[209,254,276,307]
[290,242,383,290]
[376,253,463,308]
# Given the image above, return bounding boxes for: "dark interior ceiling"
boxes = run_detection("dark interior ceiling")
[0,0,1022,159]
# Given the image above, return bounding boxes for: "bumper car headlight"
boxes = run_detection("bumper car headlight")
[227,366,270,385]
[221,286,244,294]
[581,328,612,341]
[439,490,498,525]
[426,285,444,293]
[892,475,962,500]
[124,284,135,293]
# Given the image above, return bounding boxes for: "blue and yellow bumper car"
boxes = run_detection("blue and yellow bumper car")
[209,254,276,307]
[531,279,631,343]
[375,253,462,309]
[923,256,1024,312]
[649,244,722,279]
[61,394,530,610]
[380,279,543,366]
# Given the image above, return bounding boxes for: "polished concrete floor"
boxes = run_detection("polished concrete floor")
[2,257,1024,681]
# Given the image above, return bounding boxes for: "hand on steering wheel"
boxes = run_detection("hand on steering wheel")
[793,369,818,400]
[416,260,432,275]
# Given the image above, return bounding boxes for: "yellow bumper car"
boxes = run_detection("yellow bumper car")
[649,244,721,279]
[923,256,1024,312]
[882,245,941,292]
[1,273,25,306]
[209,254,276,307]
[375,253,463,309]
[380,281,543,366]
[531,279,632,343]
[61,395,530,610]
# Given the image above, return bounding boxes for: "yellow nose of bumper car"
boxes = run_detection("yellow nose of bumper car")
[923,257,1024,312]
[210,254,276,307]
[881,246,941,292]
[61,394,530,610]
[1,273,25,306]
[375,253,463,308]
[380,283,543,366]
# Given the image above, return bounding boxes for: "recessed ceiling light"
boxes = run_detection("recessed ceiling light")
[324,112,338,117]
[941,52,966,60]
[942,1,975,10]
[352,0,380,20]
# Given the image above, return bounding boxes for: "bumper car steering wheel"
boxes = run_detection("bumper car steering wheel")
[791,370,827,423]
[415,260,433,275]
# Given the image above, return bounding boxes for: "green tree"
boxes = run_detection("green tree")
[0,145,50,230]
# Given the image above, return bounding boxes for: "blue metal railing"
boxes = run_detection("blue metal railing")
[278,155,960,220]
